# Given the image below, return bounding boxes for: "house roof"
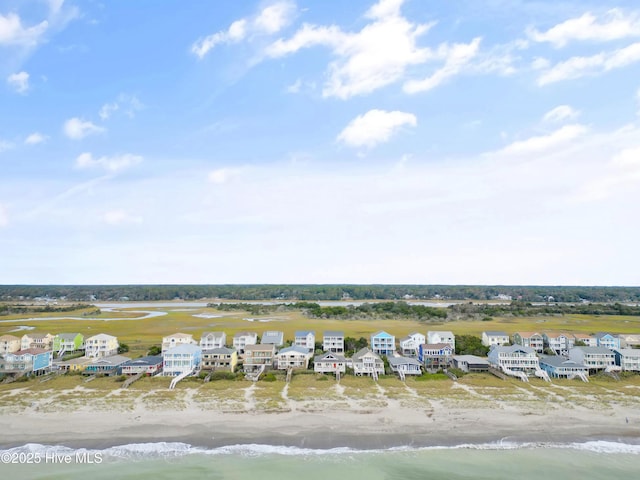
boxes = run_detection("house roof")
[539,355,586,368]
[408,332,424,337]
[323,330,344,337]
[388,356,421,367]
[513,331,542,337]
[428,330,454,337]
[371,330,393,338]
[244,344,275,352]
[572,346,615,355]
[22,333,52,339]
[544,332,571,339]
[572,333,594,339]
[11,348,50,356]
[164,332,193,339]
[483,331,508,336]
[294,330,315,337]
[0,335,20,341]
[615,349,640,358]
[55,356,93,366]
[164,344,202,355]
[421,343,453,350]
[90,355,130,366]
[202,347,236,355]
[453,355,489,365]
[261,331,284,344]
[314,351,347,363]
[122,355,163,367]
[234,331,257,338]
[277,346,310,355]
[491,345,536,355]
[86,333,117,341]
[57,333,82,340]
[352,347,381,361]
[201,331,225,339]
[595,332,619,340]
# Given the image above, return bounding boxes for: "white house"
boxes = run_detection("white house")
[370,331,395,356]
[512,332,544,353]
[388,356,422,376]
[162,333,197,354]
[323,331,344,354]
[313,351,347,375]
[487,345,539,374]
[275,346,312,370]
[614,349,640,372]
[200,332,226,350]
[233,331,258,353]
[352,348,384,377]
[427,331,455,350]
[568,347,615,373]
[162,344,202,377]
[572,333,597,347]
[481,331,510,347]
[294,331,315,351]
[452,355,489,373]
[543,333,575,356]
[399,332,425,357]
[84,334,119,358]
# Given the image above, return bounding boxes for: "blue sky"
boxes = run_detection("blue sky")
[1,0,640,285]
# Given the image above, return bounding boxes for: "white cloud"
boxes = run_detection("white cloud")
[267,0,432,99]
[286,78,302,93]
[63,117,105,140]
[192,1,295,59]
[99,94,143,120]
[75,152,143,173]
[208,166,247,184]
[103,210,143,226]
[24,132,48,145]
[542,105,580,123]
[337,109,417,148]
[490,124,588,156]
[531,57,550,70]
[0,139,14,153]
[6,71,29,93]
[0,204,7,227]
[528,10,640,48]
[403,38,481,93]
[538,41,640,85]
[0,12,48,47]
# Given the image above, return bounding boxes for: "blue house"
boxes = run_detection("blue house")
[539,355,589,379]
[370,331,395,356]
[595,333,620,350]
[0,348,53,375]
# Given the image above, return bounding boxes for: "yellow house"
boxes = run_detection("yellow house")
[0,335,21,355]
[84,334,119,358]
[202,347,238,372]
[57,356,93,372]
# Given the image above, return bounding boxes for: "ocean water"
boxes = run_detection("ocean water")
[1,441,639,479]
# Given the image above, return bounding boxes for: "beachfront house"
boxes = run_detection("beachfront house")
[399,333,425,357]
[163,344,202,377]
[512,332,544,353]
[313,351,347,375]
[275,346,313,370]
[352,348,385,377]
[388,356,422,376]
[427,331,455,350]
[200,332,227,350]
[0,348,53,376]
[84,355,131,376]
[488,345,539,374]
[121,356,163,376]
[21,333,54,351]
[242,344,276,373]
[294,331,315,351]
[53,333,84,357]
[452,355,489,373]
[481,331,510,347]
[162,333,197,354]
[418,343,454,371]
[572,333,597,347]
[55,356,92,372]
[370,331,395,356]
[0,335,21,355]
[260,331,284,347]
[543,333,575,356]
[538,355,589,379]
[568,347,615,374]
[202,347,238,372]
[619,334,640,349]
[323,331,345,354]
[85,334,119,358]
[614,349,640,372]
[595,333,621,350]
[233,332,258,353]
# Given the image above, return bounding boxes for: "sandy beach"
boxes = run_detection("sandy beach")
[2,375,639,449]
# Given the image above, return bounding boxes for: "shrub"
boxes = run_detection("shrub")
[262,373,277,382]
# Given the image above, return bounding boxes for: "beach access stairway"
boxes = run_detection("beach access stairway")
[501,365,529,382]
[245,364,266,382]
[123,372,144,389]
[286,368,293,383]
[534,368,551,382]
[169,367,196,390]
[397,369,406,381]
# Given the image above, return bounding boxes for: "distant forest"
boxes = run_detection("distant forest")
[0,284,639,303]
